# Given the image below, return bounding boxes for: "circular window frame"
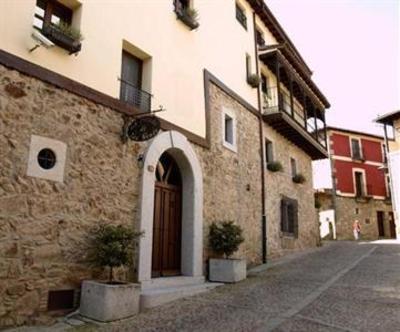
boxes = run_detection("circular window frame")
[37,148,57,170]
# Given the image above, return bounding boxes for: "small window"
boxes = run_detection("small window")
[354,171,365,197]
[225,115,234,144]
[222,108,236,152]
[34,0,73,30]
[351,138,362,160]
[37,148,57,170]
[173,0,199,30]
[290,158,297,178]
[256,29,265,46]
[33,0,82,54]
[355,208,359,215]
[236,3,247,29]
[386,175,391,198]
[265,139,273,164]
[281,197,298,236]
[120,51,147,111]
[246,54,251,78]
[261,74,268,95]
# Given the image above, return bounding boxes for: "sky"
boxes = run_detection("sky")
[267,0,400,136]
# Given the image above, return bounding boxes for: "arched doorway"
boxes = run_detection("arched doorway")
[152,152,182,277]
[138,131,203,283]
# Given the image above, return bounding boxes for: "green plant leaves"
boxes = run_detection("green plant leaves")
[209,221,244,258]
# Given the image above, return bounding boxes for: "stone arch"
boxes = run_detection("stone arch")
[137,131,203,282]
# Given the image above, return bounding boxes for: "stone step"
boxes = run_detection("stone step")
[140,282,222,309]
[141,276,205,290]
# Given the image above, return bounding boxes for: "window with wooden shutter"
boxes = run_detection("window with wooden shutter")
[280,197,298,237]
[265,139,273,164]
[34,0,73,30]
[236,3,247,30]
[351,138,363,160]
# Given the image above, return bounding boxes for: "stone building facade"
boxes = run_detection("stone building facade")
[263,124,319,256]
[335,197,393,240]
[317,127,394,241]
[0,0,330,327]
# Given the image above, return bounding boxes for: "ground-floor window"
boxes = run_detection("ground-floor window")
[281,197,298,237]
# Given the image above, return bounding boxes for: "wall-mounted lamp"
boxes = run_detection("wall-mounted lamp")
[137,154,144,169]
[29,30,55,53]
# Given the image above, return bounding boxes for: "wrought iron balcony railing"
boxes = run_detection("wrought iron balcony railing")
[119,79,152,113]
[262,86,327,149]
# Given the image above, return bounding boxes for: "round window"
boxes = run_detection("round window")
[37,148,56,170]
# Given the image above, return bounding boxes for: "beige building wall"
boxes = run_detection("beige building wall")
[0,0,277,138]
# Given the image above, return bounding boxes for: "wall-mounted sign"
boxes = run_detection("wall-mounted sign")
[123,116,160,142]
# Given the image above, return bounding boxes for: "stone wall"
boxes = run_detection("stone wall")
[196,83,262,265]
[0,64,147,326]
[0,64,266,326]
[0,63,319,326]
[335,196,393,240]
[263,124,320,257]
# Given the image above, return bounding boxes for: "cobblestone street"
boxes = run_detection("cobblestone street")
[12,240,400,332]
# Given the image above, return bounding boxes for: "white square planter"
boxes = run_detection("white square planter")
[79,280,140,322]
[209,258,247,283]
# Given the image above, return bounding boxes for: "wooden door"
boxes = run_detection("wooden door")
[389,212,396,239]
[377,211,385,237]
[152,153,182,278]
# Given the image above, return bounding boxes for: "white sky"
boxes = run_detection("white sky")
[267,0,400,136]
[265,0,399,189]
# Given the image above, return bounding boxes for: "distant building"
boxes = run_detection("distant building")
[376,110,400,239]
[316,127,394,240]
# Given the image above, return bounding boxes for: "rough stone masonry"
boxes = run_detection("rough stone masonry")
[0,63,319,327]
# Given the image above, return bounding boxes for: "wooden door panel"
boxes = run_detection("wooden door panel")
[377,211,385,237]
[152,186,163,277]
[389,212,396,238]
[152,183,182,277]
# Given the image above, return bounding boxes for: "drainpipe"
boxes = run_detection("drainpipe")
[328,133,338,239]
[253,12,267,263]
[383,124,397,237]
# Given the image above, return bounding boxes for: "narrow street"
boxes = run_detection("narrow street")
[44,240,400,332]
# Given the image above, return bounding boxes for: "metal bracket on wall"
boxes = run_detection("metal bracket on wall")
[121,107,166,144]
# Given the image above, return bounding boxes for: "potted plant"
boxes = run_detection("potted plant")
[293,173,306,184]
[267,161,283,172]
[247,73,261,88]
[175,4,200,30]
[208,221,246,283]
[79,224,142,322]
[42,21,83,54]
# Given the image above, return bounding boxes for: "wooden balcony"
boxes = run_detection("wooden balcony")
[262,87,328,160]
[259,49,329,160]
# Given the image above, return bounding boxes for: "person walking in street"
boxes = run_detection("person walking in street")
[353,219,361,240]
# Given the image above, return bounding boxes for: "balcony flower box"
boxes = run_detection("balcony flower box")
[292,173,306,184]
[42,23,82,54]
[247,74,261,88]
[267,161,283,172]
[175,6,199,30]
